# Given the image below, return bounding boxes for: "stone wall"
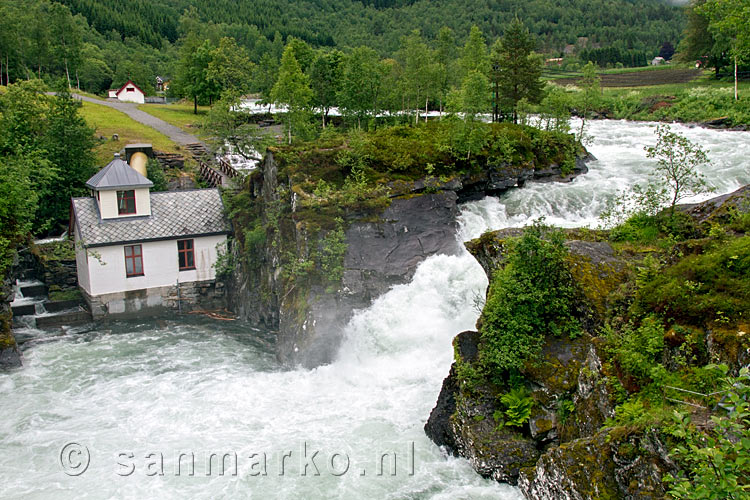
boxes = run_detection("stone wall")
[1,272,21,369]
[85,279,227,319]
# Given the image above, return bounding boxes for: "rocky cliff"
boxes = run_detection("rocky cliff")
[228,134,592,368]
[424,229,680,497]
[425,186,750,499]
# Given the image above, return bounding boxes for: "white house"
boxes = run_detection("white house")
[70,153,230,318]
[108,80,146,104]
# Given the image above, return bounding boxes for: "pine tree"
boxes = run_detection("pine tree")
[491,19,544,123]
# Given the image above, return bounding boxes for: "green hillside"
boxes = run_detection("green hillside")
[58,0,683,54]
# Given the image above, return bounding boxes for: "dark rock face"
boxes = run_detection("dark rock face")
[426,332,541,484]
[677,184,750,225]
[276,191,461,368]
[424,362,460,451]
[232,150,594,369]
[344,191,460,304]
[1,277,22,370]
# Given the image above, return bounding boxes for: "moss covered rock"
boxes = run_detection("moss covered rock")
[518,428,677,500]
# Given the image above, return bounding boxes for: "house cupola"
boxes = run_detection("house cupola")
[85,153,154,220]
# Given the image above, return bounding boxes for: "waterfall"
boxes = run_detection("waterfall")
[0,120,748,499]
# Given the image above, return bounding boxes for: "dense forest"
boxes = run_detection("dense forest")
[0,0,685,95]
[57,0,684,54]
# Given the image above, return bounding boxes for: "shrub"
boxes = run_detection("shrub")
[479,223,581,377]
[607,316,665,382]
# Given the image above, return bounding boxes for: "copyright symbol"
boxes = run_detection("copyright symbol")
[60,442,90,476]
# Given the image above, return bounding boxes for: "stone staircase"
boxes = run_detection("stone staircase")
[10,278,92,342]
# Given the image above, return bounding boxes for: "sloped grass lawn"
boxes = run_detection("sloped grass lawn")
[137,102,209,136]
[80,101,179,165]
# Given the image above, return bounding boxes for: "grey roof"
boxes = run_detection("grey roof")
[85,154,154,190]
[72,189,231,248]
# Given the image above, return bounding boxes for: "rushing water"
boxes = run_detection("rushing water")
[1,120,749,499]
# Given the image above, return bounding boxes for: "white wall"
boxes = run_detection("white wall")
[74,229,91,295]
[108,90,118,98]
[98,188,151,219]
[86,234,227,296]
[117,86,145,104]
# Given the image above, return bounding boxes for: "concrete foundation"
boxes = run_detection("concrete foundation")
[83,279,226,319]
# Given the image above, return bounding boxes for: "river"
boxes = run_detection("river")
[1,120,748,499]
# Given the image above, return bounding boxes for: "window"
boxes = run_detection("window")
[117,190,136,215]
[177,239,195,271]
[127,87,134,92]
[124,245,144,277]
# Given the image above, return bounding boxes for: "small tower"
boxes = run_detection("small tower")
[85,153,154,220]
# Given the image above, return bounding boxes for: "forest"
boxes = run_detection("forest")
[0,0,686,95]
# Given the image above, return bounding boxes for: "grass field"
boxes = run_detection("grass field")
[79,101,179,165]
[550,66,704,87]
[137,102,210,135]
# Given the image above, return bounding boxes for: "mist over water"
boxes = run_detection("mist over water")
[1,120,748,499]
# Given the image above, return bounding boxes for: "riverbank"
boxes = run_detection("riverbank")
[581,72,750,128]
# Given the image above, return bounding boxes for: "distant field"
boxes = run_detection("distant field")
[79,101,179,165]
[137,102,209,135]
[551,67,704,88]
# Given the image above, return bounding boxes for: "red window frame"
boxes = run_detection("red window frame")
[177,239,195,271]
[124,244,144,277]
[117,190,136,215]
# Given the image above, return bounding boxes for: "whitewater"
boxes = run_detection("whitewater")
[0,120,748,499]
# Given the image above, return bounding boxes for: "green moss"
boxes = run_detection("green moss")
[48,288,82,302]
[0,310,15,349]
[567,253,623,320]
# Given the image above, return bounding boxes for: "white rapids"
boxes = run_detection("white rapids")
[0,120,748,499]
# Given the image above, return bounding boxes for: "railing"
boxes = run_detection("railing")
[198,160,224,187]
[216,157,239,178]
[663,384,730,428]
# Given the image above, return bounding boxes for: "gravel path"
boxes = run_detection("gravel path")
[73,94,203,146]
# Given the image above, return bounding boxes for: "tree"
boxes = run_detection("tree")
[537,84,572,134]
[286,37,315,73]
[397,30,440,124]
[338,46,387,128]
[50,3,83,89]
[479,224,580,377]
[270,45,313,144]
[491,19,544,123]
[0,154,39,277]
[41,84,97,230]
[309,50,343,128]
[460,25,489,78]
[659,41,676,61]
[644,124,711,220]
[146,158,168,192]
[449,70,491,159]
[576,61,601,143]
[676,0,730,77]
[698,0,750,101]
[204,91,273,162]
[0,81,58,233]
[435,26,458,116]
[253,53,279,98]
[175,38,220,114]
[207,37,254,95]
